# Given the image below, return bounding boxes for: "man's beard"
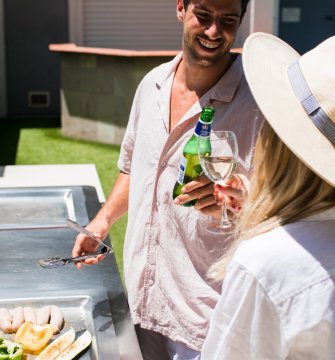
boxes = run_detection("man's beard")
[183,34,226,67]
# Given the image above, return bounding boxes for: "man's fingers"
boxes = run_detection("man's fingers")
[84,257,99,265]
[181,175,211,193]
[194,194,216,210]
[175,183,214,205]
[198,204,222,218]
[72,241,82,258]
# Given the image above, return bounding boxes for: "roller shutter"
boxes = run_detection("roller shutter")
[82,0,182,50]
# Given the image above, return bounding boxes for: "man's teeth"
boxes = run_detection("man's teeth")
[198,38,220,49]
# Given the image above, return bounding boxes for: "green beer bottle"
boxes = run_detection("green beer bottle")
[172,106,215,207]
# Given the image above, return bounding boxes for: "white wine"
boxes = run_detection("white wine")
[200,156,236,185]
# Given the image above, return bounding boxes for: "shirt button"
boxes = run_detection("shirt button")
[148,279,154,286]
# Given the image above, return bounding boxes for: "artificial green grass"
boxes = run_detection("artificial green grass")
[15,128,126,280]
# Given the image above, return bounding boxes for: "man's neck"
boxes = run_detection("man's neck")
[169,52,236,132]
[175,52,235,97]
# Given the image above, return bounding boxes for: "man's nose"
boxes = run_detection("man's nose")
[204,20,222,39]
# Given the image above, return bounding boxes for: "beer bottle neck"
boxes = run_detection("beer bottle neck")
[193,117,213,138]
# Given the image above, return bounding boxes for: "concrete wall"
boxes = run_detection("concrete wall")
[60,52,176,145]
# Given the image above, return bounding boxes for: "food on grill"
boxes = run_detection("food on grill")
[0,338,23,360]
[56,330,92,360]
[14,322,54,352]
[35,327,76,360]
[10,307,24,333]
[50,305,64,334]
[0,305,64,334]
[0,308,13,334]
[23,307,36,325]
[36,306,51,326]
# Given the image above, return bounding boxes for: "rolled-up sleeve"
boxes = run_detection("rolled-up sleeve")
[201,261,283,360]
[117,80,144,174]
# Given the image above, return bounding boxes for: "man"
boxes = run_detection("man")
[72,0,262,358]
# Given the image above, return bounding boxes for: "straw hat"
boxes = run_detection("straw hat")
[242,32,335,187]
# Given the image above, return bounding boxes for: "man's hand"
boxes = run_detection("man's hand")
[173,174,249,220]
[72,171,130,269]
[173,174,219,216]
[72,217,110,269]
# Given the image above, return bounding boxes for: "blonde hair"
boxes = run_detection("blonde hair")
[209,122,335,282]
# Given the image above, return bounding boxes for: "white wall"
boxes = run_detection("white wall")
[0,0,6,117]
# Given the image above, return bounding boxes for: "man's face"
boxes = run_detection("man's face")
[178,0,242,67]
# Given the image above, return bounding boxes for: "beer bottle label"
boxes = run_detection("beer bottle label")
[176,156,187,185]
[194,119,213,138]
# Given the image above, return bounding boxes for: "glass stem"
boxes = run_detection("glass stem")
[220,196,230,227]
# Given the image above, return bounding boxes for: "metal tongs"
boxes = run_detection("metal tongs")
[66,219,113,252]
[38,219,113,269]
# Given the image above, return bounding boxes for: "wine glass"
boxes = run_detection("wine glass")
[198,130,238,234]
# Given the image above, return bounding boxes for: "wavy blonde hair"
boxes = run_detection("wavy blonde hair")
[209,122,335,282]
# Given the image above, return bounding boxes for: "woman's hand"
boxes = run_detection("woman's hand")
[213,174,250,214]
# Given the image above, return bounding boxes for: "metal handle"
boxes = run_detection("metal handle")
[39,247,110,268]
[65,246,110,263]
[66,219,113,252]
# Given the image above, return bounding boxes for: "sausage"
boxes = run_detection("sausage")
[0,307,12,333]
[36,305,51,326]
[23,306,37,324]
[49,305,64,334]
[11,306,24,332]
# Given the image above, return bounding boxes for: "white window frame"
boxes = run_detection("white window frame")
[249,0,280,35]
[68,0,83,45]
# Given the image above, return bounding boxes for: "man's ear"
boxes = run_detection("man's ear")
[176,0,184,22]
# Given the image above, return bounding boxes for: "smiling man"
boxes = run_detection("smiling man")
[72,0,263,359]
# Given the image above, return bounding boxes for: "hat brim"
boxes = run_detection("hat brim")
[242,32,335,187]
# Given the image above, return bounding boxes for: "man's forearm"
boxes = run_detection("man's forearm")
[97,171,130,227]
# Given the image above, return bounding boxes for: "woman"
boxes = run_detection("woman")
[201,33,335,359]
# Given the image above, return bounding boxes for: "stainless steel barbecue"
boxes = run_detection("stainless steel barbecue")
[0,186,142,360]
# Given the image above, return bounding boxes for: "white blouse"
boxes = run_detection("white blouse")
[201,207,335,360]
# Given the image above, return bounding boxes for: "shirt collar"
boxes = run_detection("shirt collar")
[207,54,244,103]
[155,52,183,89]
[155,52,244,104]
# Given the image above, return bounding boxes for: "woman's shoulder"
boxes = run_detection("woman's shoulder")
[234,226,302,276]
[233,219,335,304]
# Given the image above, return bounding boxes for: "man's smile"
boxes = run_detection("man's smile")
[197,37,222,50]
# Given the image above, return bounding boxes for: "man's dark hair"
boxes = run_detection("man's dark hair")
[183,0,250,19]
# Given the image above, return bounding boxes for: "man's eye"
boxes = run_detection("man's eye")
[196,12,211,21]
[221,18,239,26]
